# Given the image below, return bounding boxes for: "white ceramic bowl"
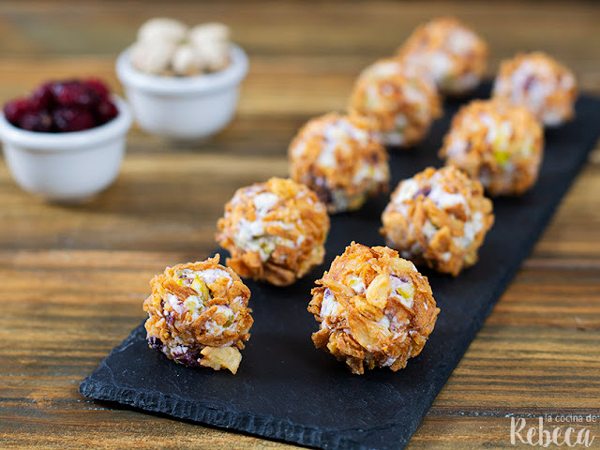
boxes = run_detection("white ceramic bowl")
[0,95,133,203]
[116,44,249,140]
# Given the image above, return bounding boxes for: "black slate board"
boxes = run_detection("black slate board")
[80,85,600,450]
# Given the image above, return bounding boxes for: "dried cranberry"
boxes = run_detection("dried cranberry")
[174,350,202,367]
[52,81,99,108]
[523,75,537,92]
[413,186,431,199]
[19,110,53,132]
[5,78,114,133]
[391,274,409,283]
[53,107,95,132]
[165,311,175,327]
[148,336,163,350]
[30,82,55,110]
[84,78,110,99]
[95,99,118,124]
[3,98,33,125]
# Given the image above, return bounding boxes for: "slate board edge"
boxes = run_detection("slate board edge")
[80,359,372,450]
[79,94,600,450]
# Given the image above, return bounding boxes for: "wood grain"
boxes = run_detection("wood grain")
[1,1,600,449]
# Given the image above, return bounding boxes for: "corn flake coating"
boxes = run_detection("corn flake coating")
[349,59,442,148]
[143,255,253,374]
[397,17,489,96]
[217,177,330,286]
[288,113,390,213]
[308,242,439,375]
[440,99,544,196]
[493,52,577,127]
[381,166,494,276]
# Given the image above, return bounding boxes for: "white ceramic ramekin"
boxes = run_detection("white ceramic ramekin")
[0,96,133,203]
[116,44,249,140]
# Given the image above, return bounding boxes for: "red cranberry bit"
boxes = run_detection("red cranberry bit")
[165,312,175,327]
[19,110,53,132]
[4,78,117,132]
[413,186,431,199]
[53,107,95,132]
[30,82,55,110]
[148,336,164,351]
[3,98,33,125]
[95,99,119,124]
[523,75,537,92]
[173,349,202,367]
[84,78,110,99]
[52,81,99,108]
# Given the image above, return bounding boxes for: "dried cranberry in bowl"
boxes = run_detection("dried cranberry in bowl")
[2,78,119,133]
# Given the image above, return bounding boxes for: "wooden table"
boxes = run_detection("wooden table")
[2,1,599,448]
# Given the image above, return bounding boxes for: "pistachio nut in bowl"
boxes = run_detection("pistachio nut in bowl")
[116,19,249,140]
[0,79,133,203]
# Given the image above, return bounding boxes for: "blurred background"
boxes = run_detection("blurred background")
[0,0,598,254]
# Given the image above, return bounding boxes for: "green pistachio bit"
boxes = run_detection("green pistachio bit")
[493,135,504,149]
[191,277,210,303]
[175,271,187,286]
[223,315,234,328]
[184,297,198,312]
[441,73,455,88]
[494,150,510,167]
[398,284,415,299]
[260,241,275,255]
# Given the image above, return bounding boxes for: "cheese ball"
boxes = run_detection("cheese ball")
[492,52,577,127]
[288,113,389,213]
[217,177,330,286]
[308,242,439,375]
[440,99,544,196]
[349,59,442,148]
[381,166,494,276]
[143,256,253,374]
[397,17,489,96]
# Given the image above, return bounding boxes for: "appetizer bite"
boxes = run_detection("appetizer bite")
[288,113,389,213]
[492,52,577,127]
[397,17,489,96]
[143,256,253,374]
[3,78,119,132]
[349,59,442,148]
[440,99,544,196]
[131,18,231,76]
[217,177,330,286]
[381,166,494,276]
[308,242,439,375]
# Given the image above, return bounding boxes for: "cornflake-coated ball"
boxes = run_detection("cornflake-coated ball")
[349,59,442,148]
[143,256,253,374]
[492,52,577,127]
[308,242,439,375]
[381,166,494,276]
[440,99,544,196]
[217,177,330,286]
[397,17,489,96]
[288,113,389,213]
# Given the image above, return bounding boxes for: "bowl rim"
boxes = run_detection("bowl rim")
[0,95,133,152]
[116,44,249,96]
